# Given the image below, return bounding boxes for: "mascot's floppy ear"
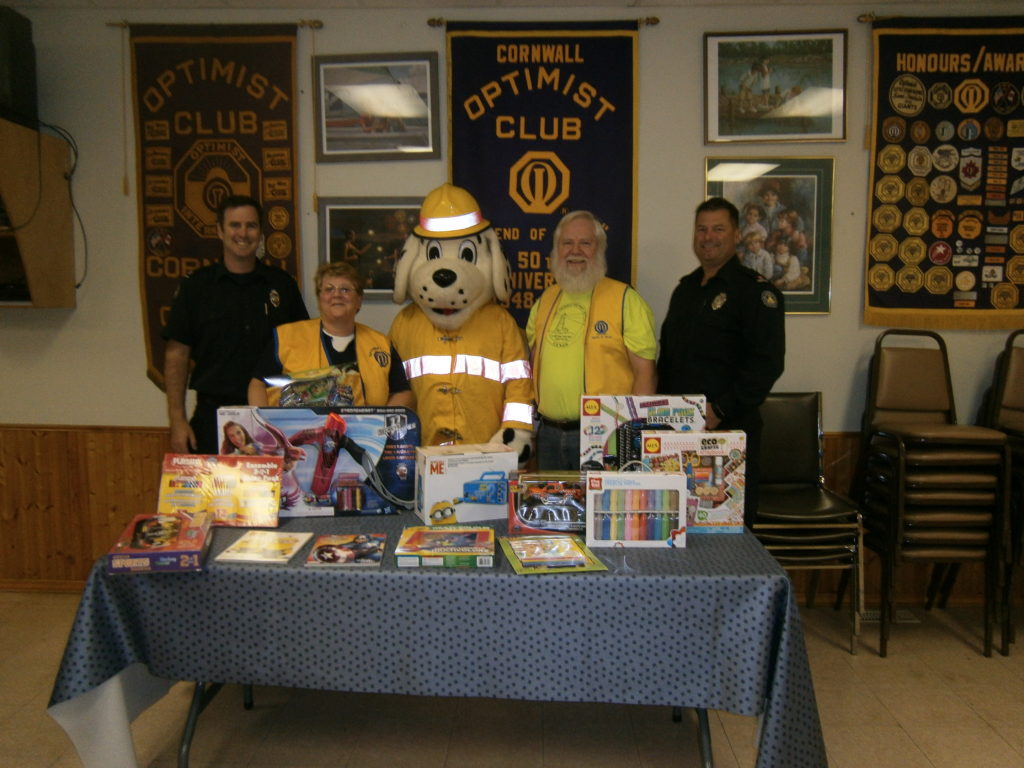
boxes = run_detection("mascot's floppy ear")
[484,228,513,305]
[392,233,419,304]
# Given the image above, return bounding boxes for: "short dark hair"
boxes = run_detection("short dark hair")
[696,196,740,228]
[216,195,263,226]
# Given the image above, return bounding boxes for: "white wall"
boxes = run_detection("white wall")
[2,3,1018,431]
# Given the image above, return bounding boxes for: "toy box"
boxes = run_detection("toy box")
[395,525,495,568]
[416,443,518,525]
[640,430,746,533]
[584,471,687,548]
[579,395,707,470]
[507,472,587,535]
[157,453,283,527]
[106,509,213,574]
[217,406,419,517]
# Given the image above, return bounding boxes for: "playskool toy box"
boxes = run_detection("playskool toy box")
[106,509,214,574]
[416,443,518,525]
[584,471,687,548]
[217,406,419,517]
[640,430,746,533]
[157,453,284,527]
[579,395,707,471]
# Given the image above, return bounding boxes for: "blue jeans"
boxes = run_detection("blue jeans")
[536,420,581,471]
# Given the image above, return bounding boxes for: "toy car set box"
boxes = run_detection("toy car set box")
[106,509,214,574]
[579,395,707,471]
[508,472,586,536]
[584,471,687,548]
[217,406,419,518]
[416,443,518,525]
[640,430,746,533]
[157,453,284,527]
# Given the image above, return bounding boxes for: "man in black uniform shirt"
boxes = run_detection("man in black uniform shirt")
[657,196,785,527]
[162,195,308,454]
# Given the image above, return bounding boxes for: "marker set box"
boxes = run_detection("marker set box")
[584,471,687,548]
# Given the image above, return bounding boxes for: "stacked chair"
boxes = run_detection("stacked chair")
[752,392,862,654]
[856,329,1011,657]
[980,329,1024,644]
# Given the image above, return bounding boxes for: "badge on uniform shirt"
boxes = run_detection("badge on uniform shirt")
[711,292,727,310]
[269,289,281,308]
[761,290,778,309]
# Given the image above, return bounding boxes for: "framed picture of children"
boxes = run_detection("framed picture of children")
[705,157,835,313]
[704,31,846,143]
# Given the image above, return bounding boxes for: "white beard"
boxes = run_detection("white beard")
[550,252,607,294]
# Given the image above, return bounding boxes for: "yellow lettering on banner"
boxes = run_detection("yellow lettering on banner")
[145,254,206,278]
[494,227,521,240]
[463,66,616,122]
[894,52,972,73]
[173,110,260,135]
[141,57,290,113]
[496,44,584,64]
[516,250,543,270]
[982,51,1024,72]
[496,115,582,140]
[510,268,555,290]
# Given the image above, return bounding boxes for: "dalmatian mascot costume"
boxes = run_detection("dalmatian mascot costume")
[389,183,534,462]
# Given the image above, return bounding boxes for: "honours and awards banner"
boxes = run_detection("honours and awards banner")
[447,21,638,327]
[132,24,300,386]
[865,16,1024,329]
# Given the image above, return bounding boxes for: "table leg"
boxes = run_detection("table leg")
[696,708,713,768]
[178,682,224,768]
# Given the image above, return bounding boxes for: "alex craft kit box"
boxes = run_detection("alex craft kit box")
[416,443,518,525]
[217,406,419,517]
[157,453,284,527]
[106,509,213,574]
[584,471,687,548]
[579,395,707,470]
[640,430,746,533]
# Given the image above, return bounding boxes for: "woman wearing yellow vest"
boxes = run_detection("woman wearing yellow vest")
[248,262,413,408]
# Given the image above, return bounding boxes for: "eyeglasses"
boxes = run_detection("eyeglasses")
[320,285,356,295]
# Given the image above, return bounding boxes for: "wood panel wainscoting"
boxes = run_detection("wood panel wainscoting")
[1,424,1020,610]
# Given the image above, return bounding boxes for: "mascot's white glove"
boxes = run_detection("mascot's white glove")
[490,426,533,467]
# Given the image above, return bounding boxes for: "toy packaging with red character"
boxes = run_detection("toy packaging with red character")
[507,472,587,536]
[157,453,284,527]
[415,443,518,525]
[217,406,419,517]
[584,471,687,548]
[639,430,746,533]
[579,395,707,471]
[106,509,214,574]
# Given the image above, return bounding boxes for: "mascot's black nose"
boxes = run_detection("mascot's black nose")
[432,269,457,288]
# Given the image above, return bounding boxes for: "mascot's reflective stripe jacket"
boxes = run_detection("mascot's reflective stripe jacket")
[390,302,534,445]
[273,320,392,405]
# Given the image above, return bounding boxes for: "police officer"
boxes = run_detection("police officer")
[163,195,308,454]
[657,196,785,527]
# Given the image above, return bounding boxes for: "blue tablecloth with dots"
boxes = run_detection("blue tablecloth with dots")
[50,516,826,767]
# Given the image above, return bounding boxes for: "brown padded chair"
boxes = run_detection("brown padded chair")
[857,329,1010,657]
[752,392,862,654]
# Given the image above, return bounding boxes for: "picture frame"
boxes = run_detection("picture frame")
[704,30,846,143]
[705,157,834,313]
[316,197,420,297]
[313,52,440,162]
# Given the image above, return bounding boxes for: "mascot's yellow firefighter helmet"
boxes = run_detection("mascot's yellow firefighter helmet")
[414,183,491,238]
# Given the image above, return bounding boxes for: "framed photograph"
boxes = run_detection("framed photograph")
[704,31,846,143]
[313,52,440,162]
[317,197,420,297]
[705,157,834,313]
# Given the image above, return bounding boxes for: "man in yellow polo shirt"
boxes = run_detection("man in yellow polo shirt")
[526,210,657,470]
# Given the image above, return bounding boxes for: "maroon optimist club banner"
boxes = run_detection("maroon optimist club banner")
[447,21,638,327]
[132,24,300,386]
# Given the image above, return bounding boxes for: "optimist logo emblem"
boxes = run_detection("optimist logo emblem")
[594,320,609,335]
[508,151,571,214]
[953,79,989,114]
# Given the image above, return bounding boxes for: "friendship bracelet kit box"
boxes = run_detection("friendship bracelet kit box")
[579,395,707,471]
[639,430,746,533]
[584,471,688,548]
[217,406,419,517]
[416,443,518,525]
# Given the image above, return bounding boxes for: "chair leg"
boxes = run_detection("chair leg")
[806,570,821,608]
[925,563,946,610]
[834,569,850,611]
[938,563,960,609]
[880,554,892,658]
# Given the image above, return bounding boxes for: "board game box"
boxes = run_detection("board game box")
[157,453,283,527]
[106,509,213,574]
[217,406,419,518]
[416,443,517,525]
[584,471,687,548]
[579,395,707,470]
[640,430,746,533]
[394,525,495,568]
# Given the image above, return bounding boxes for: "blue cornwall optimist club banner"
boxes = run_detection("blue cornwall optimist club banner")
[447,21,638,327]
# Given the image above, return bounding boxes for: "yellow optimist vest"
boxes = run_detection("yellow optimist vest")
[273,319,392,405]
[532,277,635,395]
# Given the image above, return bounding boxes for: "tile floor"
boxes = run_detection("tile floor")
[3,590,1024,768]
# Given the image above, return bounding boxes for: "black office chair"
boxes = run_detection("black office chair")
[752,392,862,654]
[856,329,1010,657]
